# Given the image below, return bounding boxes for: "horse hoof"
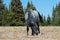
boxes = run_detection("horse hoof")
[36,33,38,35]
[32,34,34,36]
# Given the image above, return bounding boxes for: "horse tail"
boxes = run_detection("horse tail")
[38,12,43,23]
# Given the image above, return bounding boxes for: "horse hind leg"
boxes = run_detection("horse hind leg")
[37,23,40,33]
[30,26,34,36]
[35,24,39,35]
[38,24,40,33]
[38,26,40,33]
[27,26,29,35]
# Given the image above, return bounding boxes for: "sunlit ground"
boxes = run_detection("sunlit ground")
[0,26,60,40]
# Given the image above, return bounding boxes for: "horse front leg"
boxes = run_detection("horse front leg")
[31,26,35,36]
[27,26,29,35]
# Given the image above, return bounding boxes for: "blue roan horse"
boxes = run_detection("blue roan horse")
[25,9,43,36]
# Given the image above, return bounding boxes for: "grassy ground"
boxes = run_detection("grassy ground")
[0,26,60,40]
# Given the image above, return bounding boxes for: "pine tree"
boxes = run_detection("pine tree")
[52,2,60,26]
[30,1,36,10]
[10,0,25,26]
[47,15,51,26]
[6,10,14,26]
[0,0,7,26]
[26,1,31,11]
[52,7,56,25]
[26,1,36,11]
[43,16,47,26]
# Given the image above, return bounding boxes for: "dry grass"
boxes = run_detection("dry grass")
[0,26,60,40]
